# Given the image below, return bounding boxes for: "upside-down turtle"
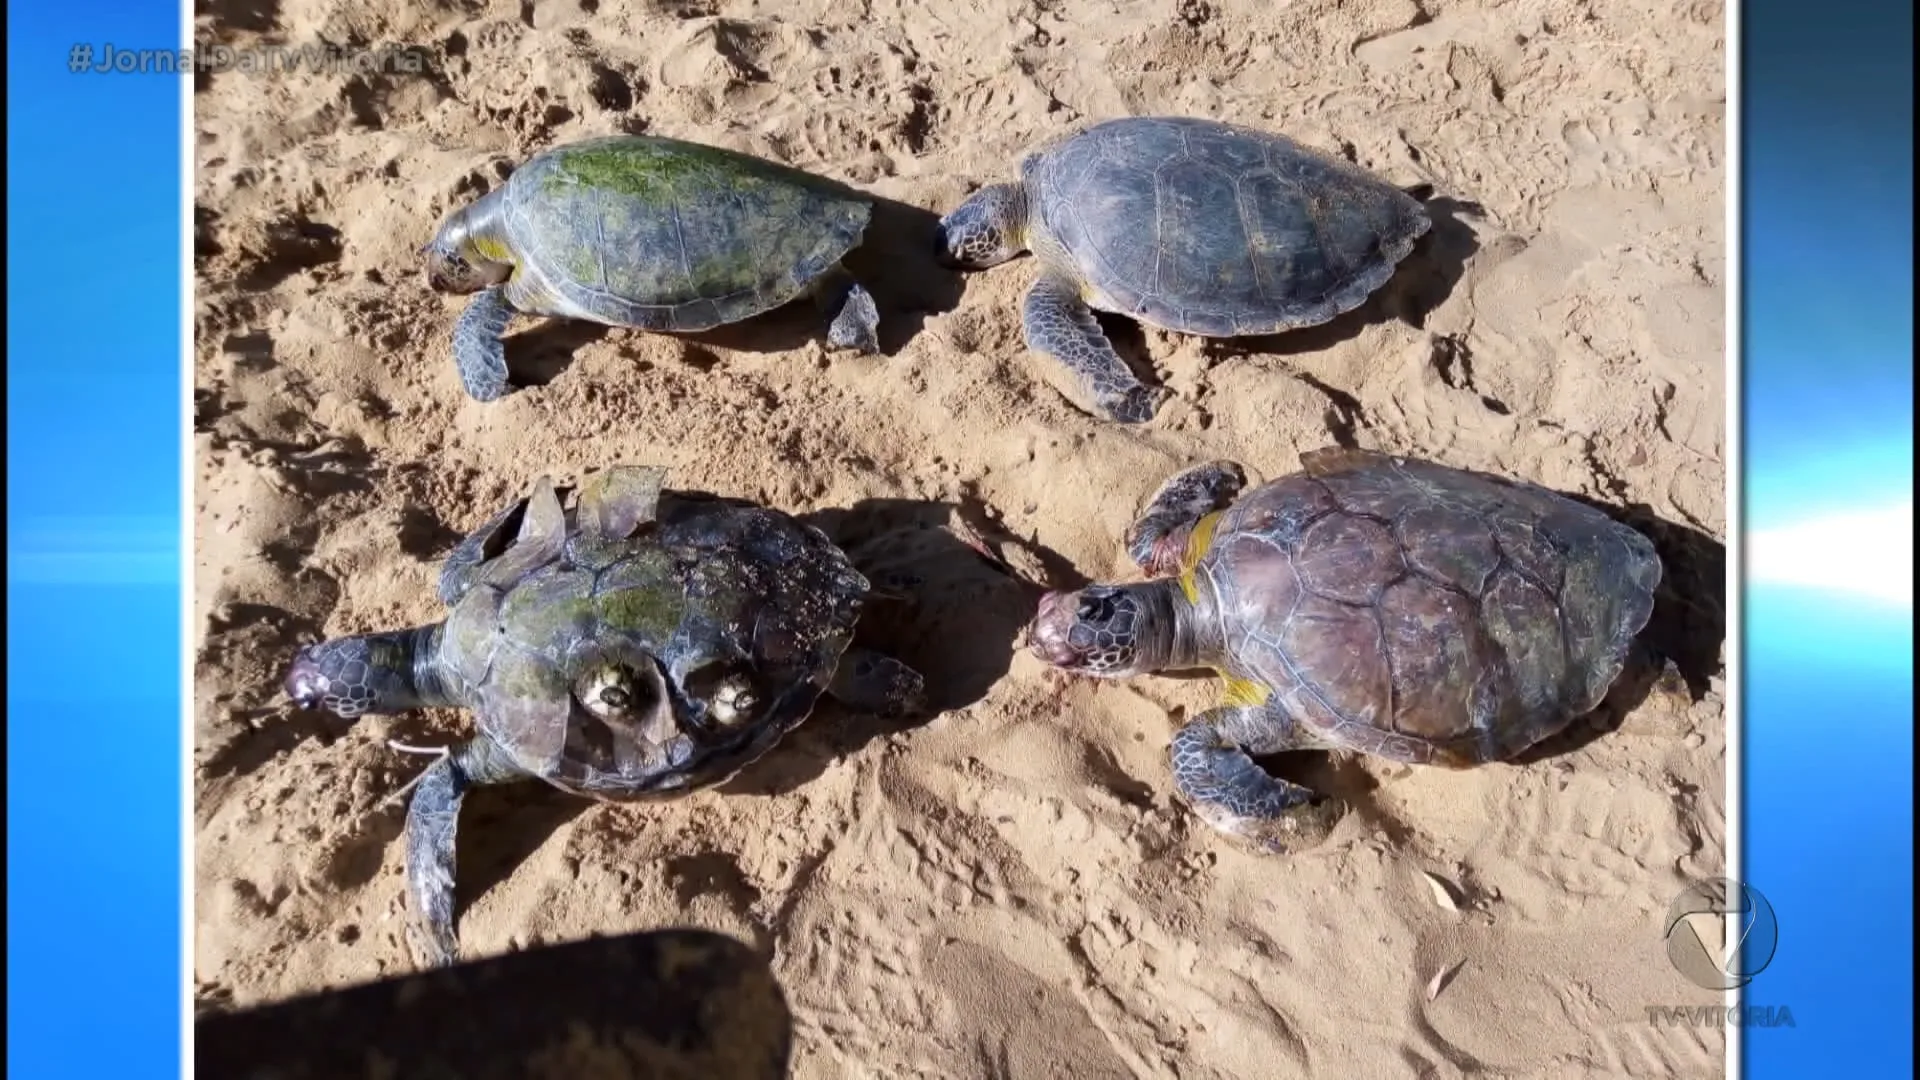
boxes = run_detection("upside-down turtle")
[284,466,924,966]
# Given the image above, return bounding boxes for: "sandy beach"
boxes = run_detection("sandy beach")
[192,0,1729,1074]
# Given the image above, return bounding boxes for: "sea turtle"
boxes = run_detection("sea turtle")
[195,928,791,1080]
[935,116,1432,423]
[1026,448,1661,852]
[426,134,882,401]
[283,466,925,967]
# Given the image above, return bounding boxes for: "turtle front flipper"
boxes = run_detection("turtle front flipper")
[1021,272,1168,424]
[1169,706,1348,854]
[453,286,516,401]
[402,737,531,969]
[1124,461,1248,576]
[827,647,927,719]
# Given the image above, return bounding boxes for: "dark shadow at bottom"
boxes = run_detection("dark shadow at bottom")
[194,927,791,1079]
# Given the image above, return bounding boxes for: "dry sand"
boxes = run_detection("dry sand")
[192,0,1729,1074]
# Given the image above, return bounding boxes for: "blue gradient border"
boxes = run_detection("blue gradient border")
[1742,0,1913,1077]
[5,1,1913,1078]
[7,4,186,1079]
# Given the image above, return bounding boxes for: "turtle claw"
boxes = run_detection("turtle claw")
[1104,384,1171,425]
[406,907,462,971]
[1239,797,1350,855]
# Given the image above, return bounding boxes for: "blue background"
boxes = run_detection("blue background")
[1741,0,1913,1077]
[4,1,1911,1077]
[8,3,186,1078]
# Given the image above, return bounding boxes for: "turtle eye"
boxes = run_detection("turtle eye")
[574,663,651,722]
[708,678,759,727]
[682,662,762,729]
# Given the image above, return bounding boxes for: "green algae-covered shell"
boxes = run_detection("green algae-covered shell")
[439,486,871,798]
[503,135,871,332]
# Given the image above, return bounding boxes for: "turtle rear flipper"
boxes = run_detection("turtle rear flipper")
[827,647,926,719]
[808,269,881,354]
[1022,272,1167,424]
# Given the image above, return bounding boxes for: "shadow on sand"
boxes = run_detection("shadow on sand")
[718,494,1063,797]
[195,927,793,1079]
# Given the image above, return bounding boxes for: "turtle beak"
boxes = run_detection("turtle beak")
[284,646,328,711]
[931,222,960,268]
[1025,590,1077,667]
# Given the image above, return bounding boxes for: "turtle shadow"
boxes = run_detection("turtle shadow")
[719,495,1062,798]
[1261,750,1412,845]
[194,927,793,1079]
[447,778,595,915]
[502,318,612,391]
[497,190,963,391]
[1512,498,1727,764]
[839,192,970,351]
[681,192,965,356]
[1200,194,1486,363]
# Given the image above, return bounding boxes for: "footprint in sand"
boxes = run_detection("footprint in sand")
[1409,917,1724,1076]
[1467,768,1692,926]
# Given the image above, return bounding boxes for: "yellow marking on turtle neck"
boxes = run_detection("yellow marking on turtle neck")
[1175,510,1225,603]
[1218,673,1272,707]
[470,235,514,264]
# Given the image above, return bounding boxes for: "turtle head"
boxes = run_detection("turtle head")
[936,183,1028,269]
[1027,583,1174,678]
[424,198,513,294]
[285,627,448,719]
